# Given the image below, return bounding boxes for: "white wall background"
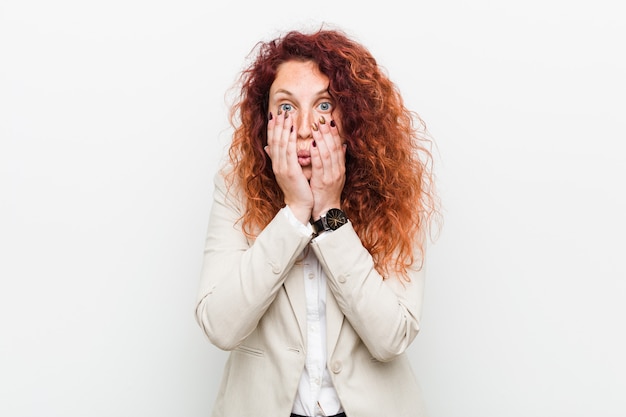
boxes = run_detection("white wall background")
[1,1,624,416]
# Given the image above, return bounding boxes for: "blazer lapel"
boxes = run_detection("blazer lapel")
[283,255,345,355]
[284,263,307,344]
[325,284,344,356]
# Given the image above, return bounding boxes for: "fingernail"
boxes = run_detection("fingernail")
[312,122,318,131]
[290,126,293,132]
[268,112,273,120]
[330,120,336,128]
[319,116,326,124]
[312,140,317,147]
[285,111,289,119]
[277,108,283,116]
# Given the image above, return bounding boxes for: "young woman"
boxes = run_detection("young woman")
[196,27,438,417]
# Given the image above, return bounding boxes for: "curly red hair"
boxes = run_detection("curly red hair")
[224,27,439,279]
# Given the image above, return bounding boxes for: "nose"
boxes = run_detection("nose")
[296,109,314,139]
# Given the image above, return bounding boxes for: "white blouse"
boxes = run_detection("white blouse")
[284,206,343,417]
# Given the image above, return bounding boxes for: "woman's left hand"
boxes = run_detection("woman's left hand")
[309,116,346,219]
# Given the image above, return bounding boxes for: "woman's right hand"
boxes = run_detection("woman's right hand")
[264,110,314,224]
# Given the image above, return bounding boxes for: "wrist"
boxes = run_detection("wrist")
[286,203,313,225]
[312,202,341,221]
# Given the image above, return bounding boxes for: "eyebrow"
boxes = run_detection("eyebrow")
[273,88,330,98]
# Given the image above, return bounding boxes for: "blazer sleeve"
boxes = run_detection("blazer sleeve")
[310,223,426,362]
[195,171,312,351]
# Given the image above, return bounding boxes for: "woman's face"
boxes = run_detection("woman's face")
[268,60,341,180]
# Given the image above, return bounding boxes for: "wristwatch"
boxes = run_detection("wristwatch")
[312,208,348,235]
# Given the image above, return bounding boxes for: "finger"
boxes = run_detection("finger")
[271,109,290,170]
[310,134,323,179]
[326,117,346,171]
[266,111,277,145]
[322,116,343,151]
[283,111,298,170]
[266,110,281,161]
[319,116,344,156]
[329,118,344,151]
[314,117,343,179]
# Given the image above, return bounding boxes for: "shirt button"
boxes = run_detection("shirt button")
[331,361,342,373]
[337,274,347,283]
[308,272,315,279]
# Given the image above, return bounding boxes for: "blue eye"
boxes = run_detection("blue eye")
[318,102,332,111]
[279,103,293,112]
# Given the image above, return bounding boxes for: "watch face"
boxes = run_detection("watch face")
[326,208,348,230]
